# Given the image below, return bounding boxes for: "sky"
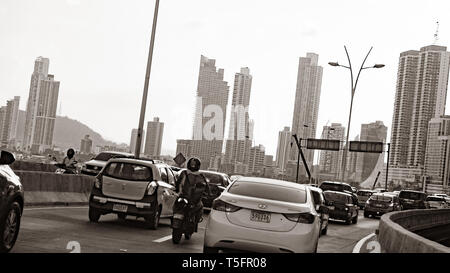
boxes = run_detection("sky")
[1,0,450,157]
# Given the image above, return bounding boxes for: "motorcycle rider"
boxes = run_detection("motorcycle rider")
[60,148,77,173]
[173,157,210,237]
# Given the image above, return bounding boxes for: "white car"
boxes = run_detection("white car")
[203,177,322,253]
[426,196,449,209]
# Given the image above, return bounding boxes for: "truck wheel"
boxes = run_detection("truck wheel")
[88,207,101,223]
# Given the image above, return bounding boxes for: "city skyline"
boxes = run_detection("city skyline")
[2,0,450,157]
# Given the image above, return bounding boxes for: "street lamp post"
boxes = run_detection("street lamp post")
[134,0,160,158]
[328,46,384,182]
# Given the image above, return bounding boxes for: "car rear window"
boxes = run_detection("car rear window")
[103,162,153,181]
[358,191,373,197]
[399,191,426,200]
[323,192,352,204]
[426,197,445,202]
[370,195,392,202]
[228,181,307,203]
[202,172,226,186]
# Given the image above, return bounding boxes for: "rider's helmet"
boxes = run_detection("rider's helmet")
[67,148,75,158]
[187,157,201,172]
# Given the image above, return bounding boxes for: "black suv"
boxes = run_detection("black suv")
[199,170,230,208]
[398,190,428,210]
[320,181,357,198]
[323,190,359,225]
[0,150,24,252]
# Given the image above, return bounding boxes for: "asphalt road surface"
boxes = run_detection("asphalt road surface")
[12,207,379,253]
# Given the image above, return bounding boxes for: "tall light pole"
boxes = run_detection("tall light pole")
[328,46,384,181]
[135,0,160,158]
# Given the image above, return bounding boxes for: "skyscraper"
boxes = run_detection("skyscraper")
[130,128,145,154]
[354,121,387,182]
[290,53,323,171]
[225,67,253,168]
[23,57,60,153]
[248,144,265,175]
[191,55,229,168]
[390,46,450,170]
[319,123,345,179]
[144,117,164,158]
[276,126,291,173]
[424,116,450,193]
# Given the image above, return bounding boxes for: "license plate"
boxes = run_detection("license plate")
[113,204,128,213]
[327,206,335,210]
[375,204,383,207]
[250,210,271,223]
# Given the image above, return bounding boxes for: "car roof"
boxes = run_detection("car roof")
[321,181,351,186]
[400,190,425,194]
[99,151,134,156]
[372,192,395,197]
[323,190,353,197]
[358,189,374,192]
[107,157,167,167]
[199,170,228,176]
[235,177,308,191]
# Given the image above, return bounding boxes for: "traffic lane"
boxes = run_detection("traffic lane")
[13,207,379,253]
[317,211,380,253]
[12,206,205,253]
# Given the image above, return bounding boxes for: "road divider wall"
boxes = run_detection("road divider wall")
[15,171,95,206]
[378,209,450,253]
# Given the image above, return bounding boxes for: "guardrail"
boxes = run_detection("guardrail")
[15,171,95,206]
[378,209,450,253]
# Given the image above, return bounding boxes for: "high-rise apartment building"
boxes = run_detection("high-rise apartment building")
[424,116,450,193]
[354,121,387,182]
[144,117,164,158]
[276,126,291,173]
[290,53,323,171]
[248,144,265,175]
[130,128,145,154]
[390,46,450,169]
[191,55,229,168]
[319,123,345,178]
[23,57,60,153]
[225,67,253,168]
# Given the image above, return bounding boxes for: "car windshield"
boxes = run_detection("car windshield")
[95,153,131,161]
[426,197,445,202]
[399,191,425,200]
[370,195,392,202]
[103,162,153,181]
[228,181,307,203]
[358,191,373,197]
[323,192,351,204]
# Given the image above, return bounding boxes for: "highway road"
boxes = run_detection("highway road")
[12,206,379,253]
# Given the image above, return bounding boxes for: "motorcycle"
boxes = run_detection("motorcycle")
[54,162,78,174]
[171,197,203,244]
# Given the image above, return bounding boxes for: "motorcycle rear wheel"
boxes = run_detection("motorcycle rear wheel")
[172,228,183,244]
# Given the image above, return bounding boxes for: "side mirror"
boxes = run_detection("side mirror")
[0,151,15,165]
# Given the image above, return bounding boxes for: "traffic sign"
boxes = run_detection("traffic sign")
[173,153,186,166]
[306,139,340,151]
[349,141,384,153]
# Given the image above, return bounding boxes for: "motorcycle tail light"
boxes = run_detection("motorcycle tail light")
[146,181,158,195]
[283,213,315,224]
[212,199,241,212]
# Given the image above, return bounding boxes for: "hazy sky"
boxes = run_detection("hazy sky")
[1,0,449,156]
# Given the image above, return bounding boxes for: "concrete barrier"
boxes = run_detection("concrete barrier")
[15,171,95,206]
[11,160,58,172]
[378,209,450,253]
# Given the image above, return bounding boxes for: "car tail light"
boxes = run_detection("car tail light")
[94,175,102,189]
[146,181,158,195]
[212,199,241,212]
[283,213,315,224]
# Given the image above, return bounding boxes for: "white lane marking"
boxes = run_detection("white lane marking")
[352,233,376,253]
[153,235,173,243]
[24,206,87,211]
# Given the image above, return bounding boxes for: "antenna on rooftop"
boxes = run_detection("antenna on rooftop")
[433,21,440,45]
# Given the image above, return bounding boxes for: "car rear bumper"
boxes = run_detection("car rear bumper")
[89,188,157,217]
[364,207,393,215]
[204,210,320,253]
[329,210,352,221]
